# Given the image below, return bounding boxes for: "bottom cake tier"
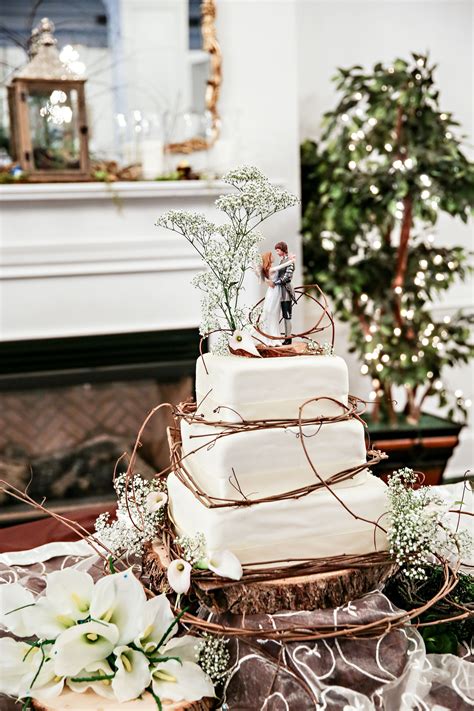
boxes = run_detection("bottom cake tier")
[167,472,389,565]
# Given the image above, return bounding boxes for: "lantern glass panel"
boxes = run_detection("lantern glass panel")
[27,87,81,171]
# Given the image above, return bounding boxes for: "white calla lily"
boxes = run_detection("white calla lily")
[0,637,42,696]
[67,659,115,699]
[151,659,214,703]
[89,569,146,645]
[43,569,94,621]
[145,490,168,513]
[28,658,65,702]
[229,329,261,357]
[0,583,35,636]
[52,619,119,677]
[160,635,202,663]
[167,559,192,594]
[112,645,151,703]
[18,569,95,640]
[24,596,76,640]
[206,549,243,580]
[135,594,175,653]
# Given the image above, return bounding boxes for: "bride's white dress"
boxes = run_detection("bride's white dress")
[259,261,293,345]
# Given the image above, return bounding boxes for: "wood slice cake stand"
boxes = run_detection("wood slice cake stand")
[32,690,211,710]
[142,543,396,615]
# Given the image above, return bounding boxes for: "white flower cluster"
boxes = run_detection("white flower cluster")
[387,467,471,580]
[174,532,207,565]
[197,633,230,684]
[95,473,167,556]
[0,569,215,707]
[156,166,298,352]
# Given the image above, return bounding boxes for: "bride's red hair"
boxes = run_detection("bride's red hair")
[261,251,273,278]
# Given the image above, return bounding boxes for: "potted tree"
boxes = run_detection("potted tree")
[302,53,474,484]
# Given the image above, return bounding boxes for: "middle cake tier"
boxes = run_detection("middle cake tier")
[179,416,369,500]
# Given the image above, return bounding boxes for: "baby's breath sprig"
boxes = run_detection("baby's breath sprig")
[197,633,230,684]
[387,467,471,580]
[95,473,167,556]
[174,532,207,565]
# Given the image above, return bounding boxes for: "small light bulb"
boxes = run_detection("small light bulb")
[341,113,349,122]
[394,327,401,336]
[433,254,443,265]
[348,160,357,170]
[349,143,356,151]
[419,259,428,269]
[370,185,379,195]
[365,334,373,342]
[465,398,472,408]
[404,158,414,169]
[393,159,403,169]
[384,143,393,152]
[373,239,382,250]
[412,355,418,362]
[400,353,407,361]
[421,189,430,200]
[455,389,463,398]
[434,379,443,391]
[435,273,445,281]
[420,174,431,186]
[421,338,429,346]
[394,286,402,295]
[427,371,433,378]
[368,117,377,127]
[360,293,369,303]
[443,315,451,324]
[369,390,377,400]
[361,364,369,374]
[381,354,390,363]
[440,113,448,120]
[376,363,383,372]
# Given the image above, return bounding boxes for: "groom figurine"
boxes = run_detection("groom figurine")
[274,241,296,345]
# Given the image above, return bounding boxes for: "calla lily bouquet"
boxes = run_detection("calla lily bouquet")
[0,568,220,708]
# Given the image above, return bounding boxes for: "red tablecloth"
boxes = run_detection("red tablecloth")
[0,504,116,553]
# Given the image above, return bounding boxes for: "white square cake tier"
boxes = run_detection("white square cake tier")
[195,353,349,423]
[167,472,388,565]
[179,417,368,500]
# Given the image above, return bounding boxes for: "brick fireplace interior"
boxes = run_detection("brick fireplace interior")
[0,329,199,525]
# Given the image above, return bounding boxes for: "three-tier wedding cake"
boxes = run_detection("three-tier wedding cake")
[167,351,388,566]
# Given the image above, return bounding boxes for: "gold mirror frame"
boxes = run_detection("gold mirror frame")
[165,0,222,154]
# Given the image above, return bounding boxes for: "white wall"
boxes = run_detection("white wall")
[297,0,473,476]
[215,0,302,284]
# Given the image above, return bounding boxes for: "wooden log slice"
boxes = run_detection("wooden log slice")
[142,542,397,615]
[32,689,212,710]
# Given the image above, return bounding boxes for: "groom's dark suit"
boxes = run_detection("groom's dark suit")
[274,255,296,343]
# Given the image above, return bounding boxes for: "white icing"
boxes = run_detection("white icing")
[180,418,369,500]
[167,473,389,565]
[196,353,349,422]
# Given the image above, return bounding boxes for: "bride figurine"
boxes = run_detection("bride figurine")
[256,250,296,345]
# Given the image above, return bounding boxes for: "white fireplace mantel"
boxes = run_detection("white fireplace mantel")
[0,180,264,342]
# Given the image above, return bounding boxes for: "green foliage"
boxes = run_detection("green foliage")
[302,53,474,423]
[384,565,474,650]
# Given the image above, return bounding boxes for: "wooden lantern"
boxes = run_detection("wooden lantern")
[7,18,90,182]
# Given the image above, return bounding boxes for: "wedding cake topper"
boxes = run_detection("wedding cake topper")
[156,166,299,355]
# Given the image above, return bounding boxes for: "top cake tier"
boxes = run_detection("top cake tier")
[196,353,349,422]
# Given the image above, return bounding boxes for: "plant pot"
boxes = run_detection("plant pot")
[362,412,463,486]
